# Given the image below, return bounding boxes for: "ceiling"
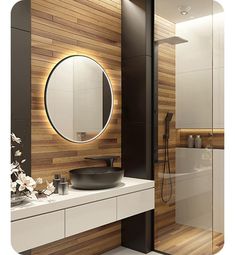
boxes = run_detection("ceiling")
[155,0,224,23]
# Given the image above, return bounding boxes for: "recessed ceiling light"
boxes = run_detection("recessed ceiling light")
[178,6,191,15]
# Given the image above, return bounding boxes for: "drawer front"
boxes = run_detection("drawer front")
[11,210,64,253]
[117,189,154,220]
[65,198,116,237]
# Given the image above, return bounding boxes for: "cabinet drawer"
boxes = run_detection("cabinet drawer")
[65,198,116,237]
[11,210,64,253]
[117,189,154,220]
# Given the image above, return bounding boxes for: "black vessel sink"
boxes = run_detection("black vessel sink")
[70,167,124,190]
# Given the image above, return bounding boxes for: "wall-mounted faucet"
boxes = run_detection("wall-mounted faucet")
[84,156,119,167]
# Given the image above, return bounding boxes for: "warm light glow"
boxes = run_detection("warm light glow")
[178,128,224,134]
[42,54,117,145]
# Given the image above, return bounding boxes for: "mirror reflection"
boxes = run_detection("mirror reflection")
[45,56,113,143]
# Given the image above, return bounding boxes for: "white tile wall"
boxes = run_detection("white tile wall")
[176,69,212,128]
[176,13,224,128]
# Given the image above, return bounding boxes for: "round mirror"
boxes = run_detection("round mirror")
[45,56,113,143]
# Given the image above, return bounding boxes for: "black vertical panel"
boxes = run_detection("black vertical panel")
[122,0,154,253]
[11,1,31,176]
[11,2,31,254]
[122,212,153,253]
[11,0,31,31]
[122,0,153,180]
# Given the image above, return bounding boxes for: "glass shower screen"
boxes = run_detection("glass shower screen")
[154,0,224,254]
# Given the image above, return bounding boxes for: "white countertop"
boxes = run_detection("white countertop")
[11,177,154,221]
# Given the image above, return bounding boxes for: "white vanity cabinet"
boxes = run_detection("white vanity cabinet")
[11,177,155,253]
[65,198,116,237]
[11,211,65,252]
[117,189,154,220]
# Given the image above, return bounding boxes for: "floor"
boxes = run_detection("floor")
[102,224,224,255]
[155,223,224,255]
[103,247,161,255]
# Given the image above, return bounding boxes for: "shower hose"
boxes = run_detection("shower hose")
[161,134,173,203]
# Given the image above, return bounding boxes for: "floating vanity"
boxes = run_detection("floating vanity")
[11,177,155,253]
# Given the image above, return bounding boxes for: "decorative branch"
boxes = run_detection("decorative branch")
[11,133,55,199]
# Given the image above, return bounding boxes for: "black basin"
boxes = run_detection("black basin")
[70,167,124,190]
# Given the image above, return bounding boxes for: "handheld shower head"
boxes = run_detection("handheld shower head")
[165,112,173,122]
[164,112,174,140]
[161,112,174,204]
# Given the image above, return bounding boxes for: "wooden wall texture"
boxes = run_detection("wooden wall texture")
[31,0,121,254]
[31,0,121,181]
[154,15,176,246]
[32,222,121,255]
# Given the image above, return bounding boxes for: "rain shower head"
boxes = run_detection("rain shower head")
[155,36,188,45]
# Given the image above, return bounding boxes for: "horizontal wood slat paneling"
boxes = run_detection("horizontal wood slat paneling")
[31,0,121,181]
[31,0,121,254]
[32,222,121,255]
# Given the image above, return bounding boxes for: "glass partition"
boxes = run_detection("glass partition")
[154,0,224,254]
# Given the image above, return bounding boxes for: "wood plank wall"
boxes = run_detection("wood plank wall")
[31,0,121,254]
[154,15,176,244]
[31,0,121,181]
[32,222,121,255]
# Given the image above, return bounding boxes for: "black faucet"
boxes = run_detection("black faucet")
[84,156,119,167]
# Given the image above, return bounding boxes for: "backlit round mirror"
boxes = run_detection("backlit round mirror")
[45,56,113,143]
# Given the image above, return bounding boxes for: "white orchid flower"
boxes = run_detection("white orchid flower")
[11,133,22,144]
[36,178,43,185]
[44,181,55,195]
[29,191,38,200]
[16,173,36,193]
[17,165,24,173]
[15,150,22,157]
[11,162,19,174]
[11,181,17,193]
